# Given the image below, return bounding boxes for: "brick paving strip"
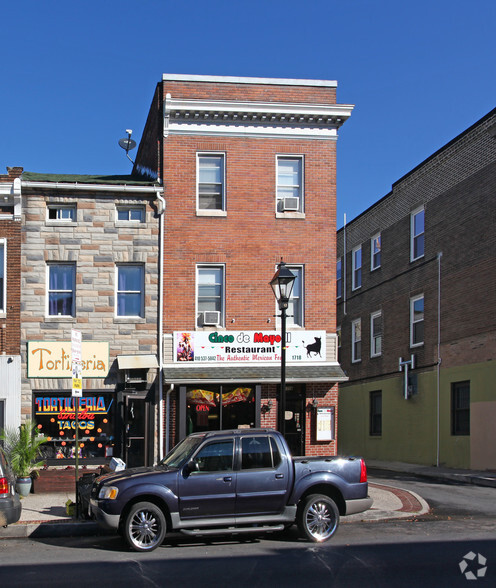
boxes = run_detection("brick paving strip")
[370,482,425,513]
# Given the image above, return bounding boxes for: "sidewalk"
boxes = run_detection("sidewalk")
[1,461,494,539]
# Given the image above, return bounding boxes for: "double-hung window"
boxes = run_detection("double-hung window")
[370,311,382,357]
[116,205,145,223]
[276,156,303,213]
[0,240,5,313]
[451,381,470,436]
[352,318,361,363]
[371,233,381,270]
[352,246,362,290]
[410,294,424,347]
[197,154,225,211]
[336,258,342,299]
[116,264,144,318]
[47,205,76,222]
[411,207,425,261]
[286,265,304,327]
[47,263,75,317]
[197,265,224,327]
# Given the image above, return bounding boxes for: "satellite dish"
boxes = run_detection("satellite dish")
[118,129,136,163]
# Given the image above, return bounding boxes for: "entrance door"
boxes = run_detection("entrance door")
[284,386,306,456]
[124,394,149,468]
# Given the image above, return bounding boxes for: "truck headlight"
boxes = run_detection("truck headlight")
[98,486,119,500]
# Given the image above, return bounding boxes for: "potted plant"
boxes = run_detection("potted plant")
[0,420,47,497]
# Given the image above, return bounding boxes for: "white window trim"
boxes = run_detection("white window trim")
[275,154,305,216]
[115,205,146,223]
[196,263,226,328]
[352,246,362,291]
[410,294,424,348]
[115,264,145,319]
[370,310,382,358]
[46,262,76,318]
[196,152,226,214]
[0,239,6,315]
[351,318,361,363]
[410,206,425,262]
[46,204,76,223]
[371,232,381,271]
[284,264,304,328]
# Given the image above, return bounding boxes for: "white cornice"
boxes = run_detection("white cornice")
[21,181,163,194]
[162,74,338,88]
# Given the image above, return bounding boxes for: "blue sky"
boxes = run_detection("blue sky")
[1,0,494,225]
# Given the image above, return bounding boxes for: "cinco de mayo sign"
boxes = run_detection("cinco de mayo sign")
[27,341,109,378]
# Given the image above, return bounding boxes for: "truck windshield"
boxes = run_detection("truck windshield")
[160,436,204,469]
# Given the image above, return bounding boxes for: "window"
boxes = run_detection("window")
[410,294,424,347]
[352,318,361,363]
[0,240,5,313]
[370,391,382,436]
[195,440,234,472]
[370,311,382,357]
[197,265,224,327]
[116,264,144,317]
[451,381,470,436]
[336,258,342,298]
[336,326,341,349]
[352,246,362,290]
[47,264,75,317]
[371,233,381,270]
[47,205,76,222]
[116,205,145,222]
[276,156,303,213]
[197,153,225,211]
[241,436,280,469]
[287,265,303,327]
[411,207,425,261]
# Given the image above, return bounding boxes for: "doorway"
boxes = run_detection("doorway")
[123,394,149,467]
[283,385,306,456]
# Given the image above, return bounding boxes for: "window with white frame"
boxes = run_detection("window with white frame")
[352,318,361,363]
[116,264,144,318]
[370,310,382,357]
[116,205,145,223]
[0,240,5,313]
[47,204,76,222]
[286,265,304,327]
[336,258,342,298]
[336,326,341,349]
[410,294,424,347]
[47,263,75,317]
[352,246,362,290]
[197,265,225,327]
[371,233,381,270]
[411,207,425,261]
[276,156,303,213]
[197,153,225,211]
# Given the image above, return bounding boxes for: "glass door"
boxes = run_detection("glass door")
[124,394,149,467]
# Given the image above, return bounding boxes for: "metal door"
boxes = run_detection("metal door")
[284,386,306,456]
[124,394,149,468]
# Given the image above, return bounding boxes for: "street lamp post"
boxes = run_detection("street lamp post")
[270,260,296,438]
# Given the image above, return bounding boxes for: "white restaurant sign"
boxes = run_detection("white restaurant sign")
[174,330,326,364]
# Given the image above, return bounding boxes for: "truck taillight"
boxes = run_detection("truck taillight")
[0,477,8,495]
[359,459,367,483]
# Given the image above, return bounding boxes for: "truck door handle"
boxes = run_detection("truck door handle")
[275,473,284,479]
[223,476,232,482]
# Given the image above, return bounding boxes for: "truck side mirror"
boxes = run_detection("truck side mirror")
[184,459,199,475]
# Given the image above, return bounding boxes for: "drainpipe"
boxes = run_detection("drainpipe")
[155,191,165,461]
[343,213,347,316]
[436,252,443,467]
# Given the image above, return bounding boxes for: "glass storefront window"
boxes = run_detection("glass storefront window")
[33,391,116,463]
[186,386,255,434]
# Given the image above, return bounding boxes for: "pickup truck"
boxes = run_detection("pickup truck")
[90,428,372,552]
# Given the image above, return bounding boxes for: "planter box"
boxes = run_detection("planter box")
[33,468,101,493]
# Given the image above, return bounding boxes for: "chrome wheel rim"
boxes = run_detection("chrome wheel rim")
[305,500,336,541]
[129,508,163,550]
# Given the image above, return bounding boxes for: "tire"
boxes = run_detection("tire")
[297,494,339,543]
[123,501,167,552]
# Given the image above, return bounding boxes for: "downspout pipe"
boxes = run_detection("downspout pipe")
[436,251,443,467]
[155,191,165,461]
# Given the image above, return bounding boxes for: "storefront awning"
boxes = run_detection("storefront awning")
[163,363,347,385]
[117,354,159,370]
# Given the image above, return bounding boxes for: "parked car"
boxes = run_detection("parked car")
[0,447,22,527]
[90,428,372,552]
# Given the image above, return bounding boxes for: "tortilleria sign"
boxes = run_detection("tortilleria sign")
[175,330,326,363]
[27,341,110,378]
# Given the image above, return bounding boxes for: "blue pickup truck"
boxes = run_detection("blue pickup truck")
[90,428,372,552]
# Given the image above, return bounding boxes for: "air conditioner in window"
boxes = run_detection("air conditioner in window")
[282,197,300,211]
[202,311,221,326]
